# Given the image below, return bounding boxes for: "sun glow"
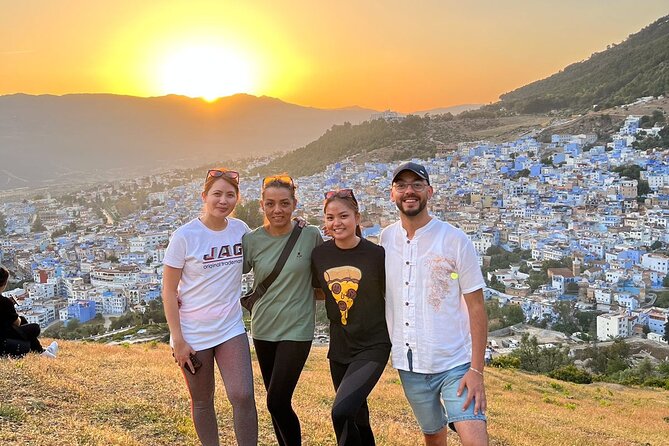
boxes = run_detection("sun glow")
[158,45,256,101]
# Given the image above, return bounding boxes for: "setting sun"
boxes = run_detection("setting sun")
[157,45,256,101]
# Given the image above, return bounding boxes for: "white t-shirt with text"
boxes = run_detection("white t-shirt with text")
[163,217,250,351]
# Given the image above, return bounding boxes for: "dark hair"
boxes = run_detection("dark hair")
[0,265,9,289]
[323,195,363,237]
[203,167,239,196]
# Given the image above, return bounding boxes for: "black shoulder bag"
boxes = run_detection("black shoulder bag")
[240,224,302,315]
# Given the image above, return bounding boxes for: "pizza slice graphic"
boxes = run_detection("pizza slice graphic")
[324,265,361,326]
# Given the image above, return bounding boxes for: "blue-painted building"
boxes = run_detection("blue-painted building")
[68,300,97,323]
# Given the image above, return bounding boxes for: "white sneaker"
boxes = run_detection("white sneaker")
[44,341,59,357]
[41,350,56,359]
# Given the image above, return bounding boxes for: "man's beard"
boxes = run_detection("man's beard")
[396,195,427,217]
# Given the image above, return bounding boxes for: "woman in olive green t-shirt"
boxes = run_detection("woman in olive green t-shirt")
[242,175,322,446]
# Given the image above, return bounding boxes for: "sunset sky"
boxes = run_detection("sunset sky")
[1,1,667,112]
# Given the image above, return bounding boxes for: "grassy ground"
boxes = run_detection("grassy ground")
[1,340,668,445]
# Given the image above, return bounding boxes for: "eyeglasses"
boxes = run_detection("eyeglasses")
[393,181,428,192]
[324,188,356,201]
[206,169,239,183]
[262,175,294,189]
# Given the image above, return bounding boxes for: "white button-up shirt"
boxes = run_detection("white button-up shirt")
[380,218,485,374]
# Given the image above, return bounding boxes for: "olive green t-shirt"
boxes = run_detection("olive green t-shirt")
[242,223,323,341]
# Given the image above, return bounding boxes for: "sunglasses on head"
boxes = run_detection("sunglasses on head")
[324,188,357,202]
[262,175,294,189]
[206,169,239,183]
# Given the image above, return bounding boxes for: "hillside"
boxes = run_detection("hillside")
[498,15,669,113]
[0,93,374,191]
[1,341,667,445]
[254,114,548,178]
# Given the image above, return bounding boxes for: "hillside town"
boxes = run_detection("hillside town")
[1,112,668,348]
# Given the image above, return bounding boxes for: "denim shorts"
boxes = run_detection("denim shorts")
[398,362,487,434]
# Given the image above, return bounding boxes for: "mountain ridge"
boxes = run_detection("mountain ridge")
[0,93,377,190]
[497,15,669,113]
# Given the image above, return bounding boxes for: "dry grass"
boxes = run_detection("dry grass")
[1,340,668,445]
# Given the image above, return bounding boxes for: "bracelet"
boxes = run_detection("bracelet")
[469,367,484,377]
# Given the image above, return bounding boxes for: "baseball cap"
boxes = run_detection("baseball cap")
[392,162,430,185]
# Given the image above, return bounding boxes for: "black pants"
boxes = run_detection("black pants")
[253,339,312,446]
[14,319,44,353]
[330,359,386,446]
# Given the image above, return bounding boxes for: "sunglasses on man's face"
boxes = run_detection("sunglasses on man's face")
[262,175,294,189]
[324,189,356,202]
[206,169,239,183]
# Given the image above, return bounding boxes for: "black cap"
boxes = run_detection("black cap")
[392,162,430,185]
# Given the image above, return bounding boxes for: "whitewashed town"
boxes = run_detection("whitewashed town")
[1,110,668,350]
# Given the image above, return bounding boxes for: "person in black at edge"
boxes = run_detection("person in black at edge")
[0,265,58,358]
[311,189,390,446]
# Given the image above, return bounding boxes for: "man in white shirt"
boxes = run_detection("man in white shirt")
[380,162,489,446]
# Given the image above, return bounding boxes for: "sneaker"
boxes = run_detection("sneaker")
[45,341,59,357]
[41,350,56,359]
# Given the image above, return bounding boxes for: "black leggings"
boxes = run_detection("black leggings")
[253,339,312,446]
[330,359,387,446]
[14,318,44,353]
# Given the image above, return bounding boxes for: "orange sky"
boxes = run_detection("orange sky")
[1,1,667,112]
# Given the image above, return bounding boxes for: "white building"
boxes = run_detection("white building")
[641,253,669,275]
[596,313,636,341]
[90,266,139,290]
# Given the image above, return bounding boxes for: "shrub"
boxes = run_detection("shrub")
[491,355,520,369]
[642,377,668,388]
[548,365,593,384]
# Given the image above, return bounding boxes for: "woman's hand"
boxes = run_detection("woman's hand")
[172,338,197,374]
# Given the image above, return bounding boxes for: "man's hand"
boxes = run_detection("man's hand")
[457,368,487,415]
[293,216,308,228]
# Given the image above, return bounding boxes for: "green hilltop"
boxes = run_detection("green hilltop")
[498,15,669,113]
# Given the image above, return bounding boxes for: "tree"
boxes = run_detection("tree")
[650,241,663,250]
[651,109,666,126]
[513,333,570,373]
[502,304,525,325]
[583,339,631,375]
[31,214,46,232]
[655,291,669,308]
[637,180,650,197]
[552,301,579,335]
[234,200,264,228]
[489,275,506,293]
[664,320,669,343]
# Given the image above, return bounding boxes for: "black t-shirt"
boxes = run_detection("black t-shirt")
[311,238,391,364]
[0,294,19,338]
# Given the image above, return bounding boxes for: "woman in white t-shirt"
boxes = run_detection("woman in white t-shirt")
[163,168,257,446]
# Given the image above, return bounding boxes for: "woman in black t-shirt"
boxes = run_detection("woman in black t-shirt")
[311,189,390,446]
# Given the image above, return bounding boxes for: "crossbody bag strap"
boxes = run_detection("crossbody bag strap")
[255,223,302,295]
